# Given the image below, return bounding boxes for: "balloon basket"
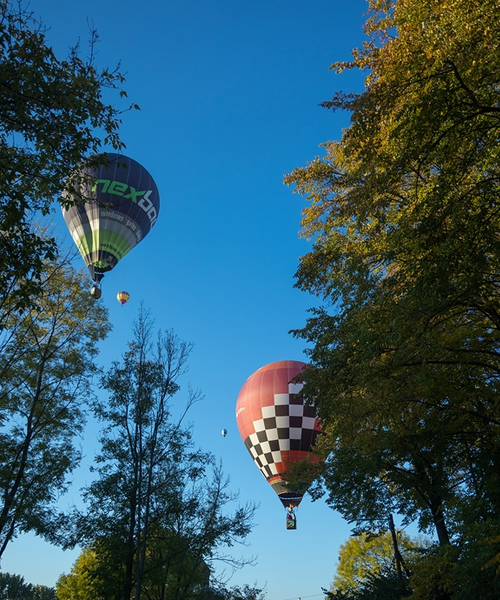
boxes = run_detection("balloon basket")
[286,507,297,530]
[90,283,102,299]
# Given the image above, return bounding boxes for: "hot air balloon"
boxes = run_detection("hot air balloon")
[221,429,227,437]
[117,291,130,306]
[235,360,321,528]
[62,153,160,296]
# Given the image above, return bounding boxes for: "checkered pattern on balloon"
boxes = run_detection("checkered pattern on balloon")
[236,360,321,527]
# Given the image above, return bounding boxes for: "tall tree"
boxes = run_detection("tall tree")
[0,0,131,316]
[285,0,500,594]
[75,309,255,600]
[0,254,111,557]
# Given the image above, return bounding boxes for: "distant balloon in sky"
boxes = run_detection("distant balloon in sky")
[221,429,227,437]
[235,360,321,519]
[117,291,130,306]
[62,153,160,296]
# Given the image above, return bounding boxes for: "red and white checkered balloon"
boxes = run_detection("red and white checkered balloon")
[236,360,321,508]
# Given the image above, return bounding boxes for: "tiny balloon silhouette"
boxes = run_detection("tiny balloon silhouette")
[221,429,227,437]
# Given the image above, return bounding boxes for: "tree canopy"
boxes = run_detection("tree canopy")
[331,531,420,594]
[65,309,256,600]
[0,0,131,314]
[286,0,500,597]
[0,572,56,600]
[0,254,110,557]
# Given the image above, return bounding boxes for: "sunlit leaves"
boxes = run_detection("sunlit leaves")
[286,0,500,589]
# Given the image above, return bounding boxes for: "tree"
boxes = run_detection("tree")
[325,568,411,600]
[0,573,32,600]
[330,531,423,595]
[0,572,56,600]
[0,0,131,316]
[216,584,267,600]
[0,254,111,557]
[30,586,56,600]
[56,547,105,600]
[285,0,500,593]
[73,309,256,600]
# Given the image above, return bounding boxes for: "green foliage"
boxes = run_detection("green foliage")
[216,584,267,600]
[69,308,256,600]
[285,0,500,595]
[407,533,500,600]
[56,547,106,600]
[0,0,130,314]
[332,531,423,593]
[0,572,56,600]
[356,567,411,600]
[325,568,411,600]
[0,254,111,557]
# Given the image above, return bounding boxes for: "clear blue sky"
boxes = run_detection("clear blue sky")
[1,1,370,599]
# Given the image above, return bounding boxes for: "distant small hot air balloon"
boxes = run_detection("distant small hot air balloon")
[221,429,227,437]
[117,291,130,306]
[62,153,160,297]
[236,360,321,528]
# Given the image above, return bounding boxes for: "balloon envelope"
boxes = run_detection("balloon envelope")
[235,360,320,508]
[117,291,130,306]
[221,429,227,437]
[62,153,160,284]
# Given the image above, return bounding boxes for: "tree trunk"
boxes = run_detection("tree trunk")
[429,496,450,546]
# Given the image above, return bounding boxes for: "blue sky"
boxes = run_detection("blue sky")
[1,1,371,599]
